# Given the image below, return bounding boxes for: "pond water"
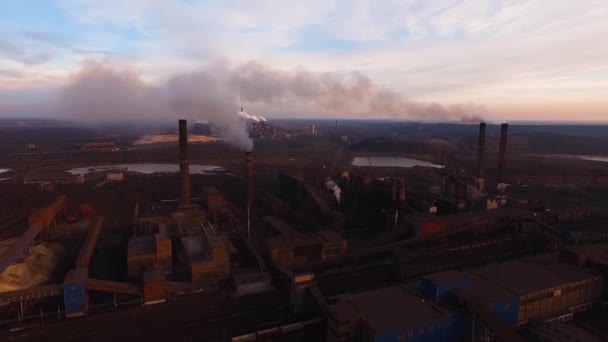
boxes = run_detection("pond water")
[67,164,223,175]
[544,155,608,163]
[352,156,443,168]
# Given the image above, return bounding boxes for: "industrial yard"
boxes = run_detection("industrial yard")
[0,118,608,342]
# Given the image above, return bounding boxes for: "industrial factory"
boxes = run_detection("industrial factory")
[0,117,608,342]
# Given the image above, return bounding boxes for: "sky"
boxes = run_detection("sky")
[0,0,607,122]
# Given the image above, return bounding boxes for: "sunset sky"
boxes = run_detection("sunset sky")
[0,0,606,122]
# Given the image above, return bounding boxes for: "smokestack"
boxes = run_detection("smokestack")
[398,179,406,202]
[496,123,508,184]
[476,122,486,179]
[392,180,397,201]
[179,119,190,207]
[245,151,254,241]
[245,151,254,205]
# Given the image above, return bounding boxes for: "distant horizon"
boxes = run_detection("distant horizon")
[2,116,608,126]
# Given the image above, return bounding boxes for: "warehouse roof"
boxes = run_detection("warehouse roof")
[264,236,292,251]
[472,260,567,296]
[329,301,361,324]
[440,207,533,227]
[316,230,342,243]
[525,255,600,282]
[264,216,299,237]
[469,274,517,305]
[347,286,445,333]
[423,270,470,286]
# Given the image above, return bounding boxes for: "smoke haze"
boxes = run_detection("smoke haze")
[61,60,484,150]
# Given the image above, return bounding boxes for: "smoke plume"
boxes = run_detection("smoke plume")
[61,60,484,150]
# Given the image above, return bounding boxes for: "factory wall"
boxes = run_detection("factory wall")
[373,313,468,342]
[490,298,520,328]
[406,217,448,237]
[517,276,602,323]
[421,276,472,302]
[143,268,167,305]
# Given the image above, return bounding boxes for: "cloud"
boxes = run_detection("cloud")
[0,35,53,65]
[0,0,606,121]
[21,30,72,47]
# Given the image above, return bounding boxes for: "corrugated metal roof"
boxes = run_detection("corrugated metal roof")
[563,243,608,255]
[525,255,601,282]
[347,286,444,333]
[472,260,567,296]
[264,236,292,251]
[469,273,516,305]
[329,301,361,322]
[292,235,320,249]
[316,230,342,243]
[264,216,298,237]
[423,270,470,286]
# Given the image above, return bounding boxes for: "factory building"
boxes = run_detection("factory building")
[142,266,167,305]
[471,259,602,326]
[179,225,230,282]
[327,286,467,342]
[541,207,592,228]
[316,230,348,259]
[421,270,521,333]
[263,216,347,268]
[328,256,604,341]
[128,120,232,286]
[106,171,124,181]
[404,215,448,237]
[127,236,157,279]
[201,186,224,215]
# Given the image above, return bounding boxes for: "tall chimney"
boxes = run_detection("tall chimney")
[179,119,190,206]
[245,151,254,206]
[476,122,486,179]
[245,151,254,241]
[496,123,508,184]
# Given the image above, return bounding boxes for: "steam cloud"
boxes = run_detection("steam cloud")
[61,60,484,150]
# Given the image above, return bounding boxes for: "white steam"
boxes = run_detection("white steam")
[238,109,267,122]
[325,178,341,204]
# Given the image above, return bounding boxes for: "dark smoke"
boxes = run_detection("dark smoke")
[60,60,485,149]
[231,61,485,122]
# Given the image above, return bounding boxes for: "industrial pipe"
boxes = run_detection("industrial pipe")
[245,151,254,241]
[75,216,105,269]
[497,123,508,184]
[179,119,190,206]
[476,122,486,179]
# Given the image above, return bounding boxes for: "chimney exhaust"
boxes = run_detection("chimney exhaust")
[179,119,190,206]
[476,122,486,179]
[496,123,508,184]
